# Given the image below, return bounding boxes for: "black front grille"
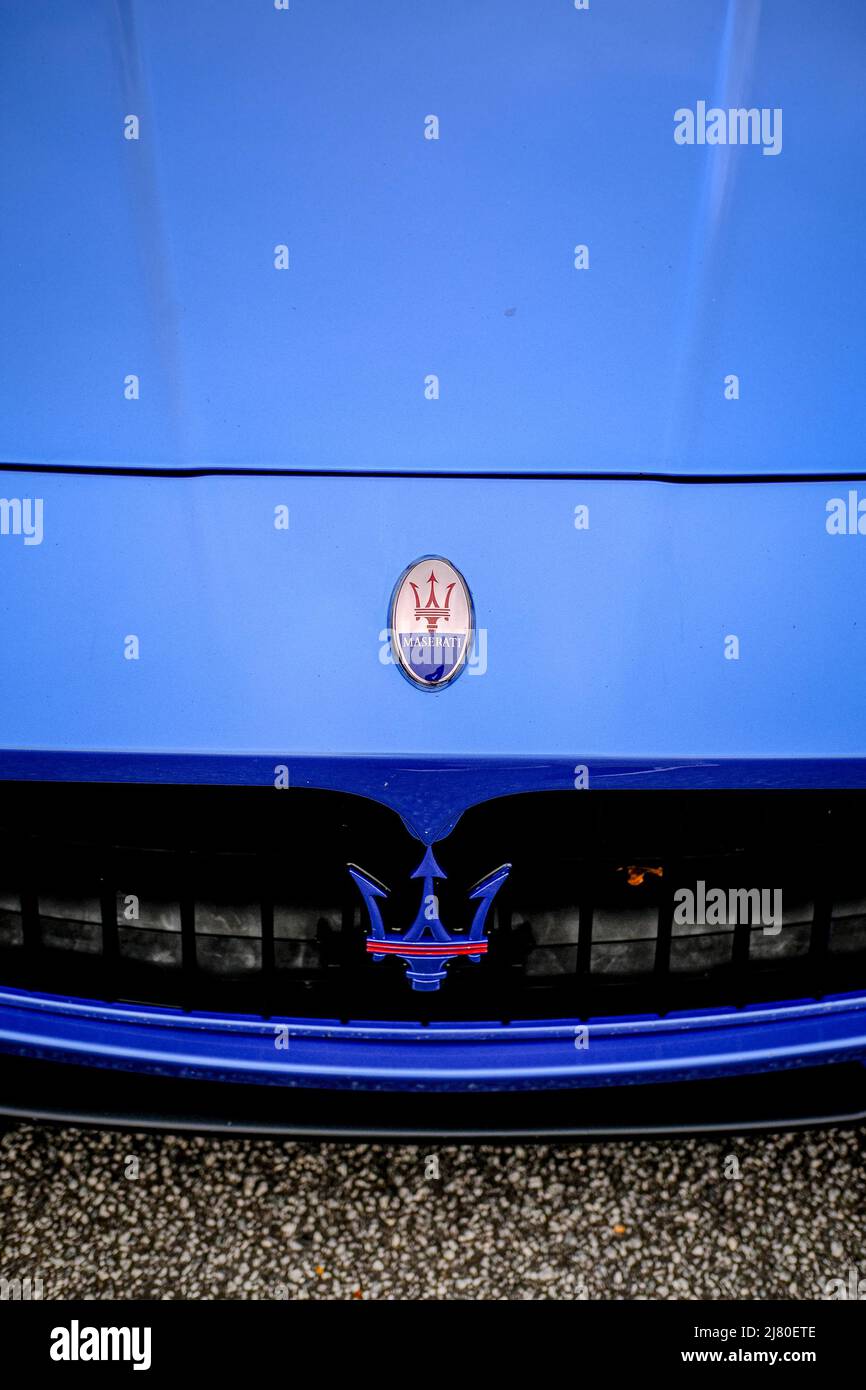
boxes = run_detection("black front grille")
[1,782,865,1022]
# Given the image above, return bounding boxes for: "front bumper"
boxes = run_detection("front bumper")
[2,985,866,1137]
[5,1052,866,1139]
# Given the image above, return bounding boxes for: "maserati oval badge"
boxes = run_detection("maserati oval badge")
[390,556,473,689]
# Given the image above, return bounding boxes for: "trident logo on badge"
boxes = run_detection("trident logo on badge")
[348,848,511,992]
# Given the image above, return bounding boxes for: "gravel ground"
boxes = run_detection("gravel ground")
[2,1124,865,1300]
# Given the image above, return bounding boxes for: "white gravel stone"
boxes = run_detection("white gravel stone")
[0,1124,862,1299]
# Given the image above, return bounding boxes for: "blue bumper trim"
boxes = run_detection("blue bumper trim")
[1,986,865,1093]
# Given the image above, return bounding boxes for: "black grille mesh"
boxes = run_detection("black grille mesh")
[1,783,865,1022]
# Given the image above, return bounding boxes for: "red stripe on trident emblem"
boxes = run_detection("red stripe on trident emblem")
[348,848,511,992]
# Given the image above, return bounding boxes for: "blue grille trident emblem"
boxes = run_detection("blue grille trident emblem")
[348,848,511,992]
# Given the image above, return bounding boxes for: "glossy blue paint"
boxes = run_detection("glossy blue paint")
[0,0,865,477]
[5,751,866,849]
[2,0,865,1102]
[1,473,866,841]
[0,985,865,1093]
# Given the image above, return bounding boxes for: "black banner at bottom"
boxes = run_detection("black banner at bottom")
[0,1298,860,1375]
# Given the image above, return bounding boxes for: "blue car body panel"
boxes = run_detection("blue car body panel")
[1,472,865,796]
[0,0,865,477]
[1,0,866,1116]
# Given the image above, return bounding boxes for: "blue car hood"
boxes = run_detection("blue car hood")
[3,3,866,837]
[1,0,865,478]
